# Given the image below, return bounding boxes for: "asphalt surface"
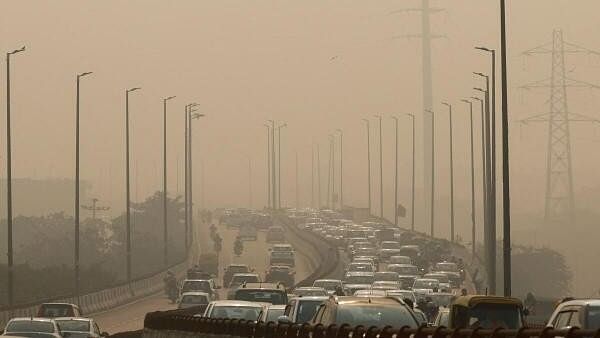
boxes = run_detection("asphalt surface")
[93,223,312,334]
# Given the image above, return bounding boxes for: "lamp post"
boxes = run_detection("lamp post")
[462,99,476,257]
[188,110,204,250]
[441,102,455,242]
[264,124,271,208]
[75,70,92,304]
[277,123,287,209]
[425,109,435,237]
[336,129,343,210]
[406,113,416,231]
[268,120,276,210]
[472,95,488,258]
[327,135,333,209]
[162,95,176,267]
[374,115,383,218]
[362,119,372,214]
[391,116,399,226]
[125,86,141,286]
[317,144,321,209]
[6,46,25,307]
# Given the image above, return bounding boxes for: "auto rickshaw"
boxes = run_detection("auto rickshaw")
[448,295,527,329]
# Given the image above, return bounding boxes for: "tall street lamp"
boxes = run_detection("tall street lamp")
[472,95,488,258]
[75,70,92,304]
[462,99,476,257]
[268,120,276,210]
[362,119,372,214]
[277,123,287,209]
[184,103,199,251]
[442,102,455,242]
[125,86,141,286]
[336,129,343,210]
[374,115,383,218]
[264,124,271,208]
[162,95,176,267]
[6,45,25,307]
[188,110,204,247]
[425,109,435,237]
[406,113,416,231]
[391,116,399,227]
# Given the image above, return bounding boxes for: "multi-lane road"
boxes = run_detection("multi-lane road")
[93,223,313,334]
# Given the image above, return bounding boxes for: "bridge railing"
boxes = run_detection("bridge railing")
[142,315,597,338]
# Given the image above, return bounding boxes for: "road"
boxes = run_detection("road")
[93,223,312,334]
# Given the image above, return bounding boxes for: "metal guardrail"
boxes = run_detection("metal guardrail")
[143,316,600,338]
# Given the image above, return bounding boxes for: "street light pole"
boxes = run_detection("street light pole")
[391,116,399,227]
[317,144,321,209]
[125,87,140,286]
[462,99,476,257]
[442,102,455,242]
[277,123,287,209]
[6,46,25,307]
[374,115,383,219]
[425,109,435,237]
[162,95,176,267]
[269,120,276,210]
[472,96,488,258]
[406,113,416,231]
[75,70,92,304]
[327,136,333,209]
[264,124,271,209]
[336,129,343,210]
[188,109,203,250]
[362,119,372,214]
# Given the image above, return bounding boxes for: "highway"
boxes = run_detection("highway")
[92,222,313,334]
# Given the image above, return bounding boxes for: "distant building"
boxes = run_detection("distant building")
[0,178,91,217]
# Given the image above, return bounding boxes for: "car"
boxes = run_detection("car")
[180,279,219,300]
[343,271,375,286]
[258,304,286,323]
[345,262,375,273]
[228,273,260,289]
[269,251,295,267]
[311,296,420,328]
[432,262,463,287]
[178,291,211,310]
[433,308,450,327]
[378,241,402,261]
[202,300,268,321]
[312,279,343,295]
[371,281,402,291]
[264,265,295,287]
[398,245,420,261]
[271,244,294,252]
[223,264,251,287]
[387,264,420,289]
[386,289,417,305]
[389,255,412,265]
[412,278,440,294]
[279,296,329,324]
[373,271,399,282]
[54,317,108,338]
[292,287,329,297]
[353,289,387,297]
[229,282,288,305]
[239,224,258,241]
[266,226,286,243]
[547,299,600,330]
[3,318,62,338]
[37,303,82,318]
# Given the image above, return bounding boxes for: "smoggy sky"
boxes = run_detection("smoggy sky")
[2,1,600,294]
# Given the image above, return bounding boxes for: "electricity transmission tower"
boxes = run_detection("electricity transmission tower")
[81,198,110,221]
[392,0,443,233]
[520,29,600,223]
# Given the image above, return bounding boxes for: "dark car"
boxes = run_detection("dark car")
[264,265,295,287]
[229,282,288,305]
[266,226,286,243]
[269,251,295,267]
[37,303,82,318]
[311,296,419,328]
[223,264,251,287]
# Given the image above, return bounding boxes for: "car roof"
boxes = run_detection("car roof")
[388,263,416,267]
[314,279,341,283]
[40,303,77,307]
[415,278,439,282]
[53,317,91,321]
[290,296,329,301]
[227,264,249,267]
[232,273,259,277]
[210,300,267,307]
[334,296,404,305]
[9,317,55,322]
[266,305,287,310]
[556,299,600,307]
[375,271,398,275]
[345,271,374,276]
[453,295,523,307]
[180,291,210,296]
[240,282,285,290]
[295,287,326,290]
[183,279,211,282]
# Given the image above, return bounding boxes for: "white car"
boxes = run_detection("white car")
[55,317,107,338]
[3,318,63,338]
[279,296,329,324]
[547,299,600,330]
[201,300,268,321]
[178,291,211,309]
[312,279,343,295]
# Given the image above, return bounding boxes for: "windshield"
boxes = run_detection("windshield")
[228,266,249,274]
[7,321,55,333]
[345,275,374,285]
[181,294,209,304]
[336,304,417,328]
[381,242,401,249]
[182,281,211,292]
[235,290,286,305]
[56,320,90,332]
[436,263,458,272]
[390,266,418,275]
[413,279,439,289]
[265,308,285,322]
[374,273,398,281]
[297,300,325,323]
[211,306,262,320]
[349,264,373,272]
[295,289,328,297]
[231,275,259,285]
[463,303,523,329]
[313,281,340,290]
